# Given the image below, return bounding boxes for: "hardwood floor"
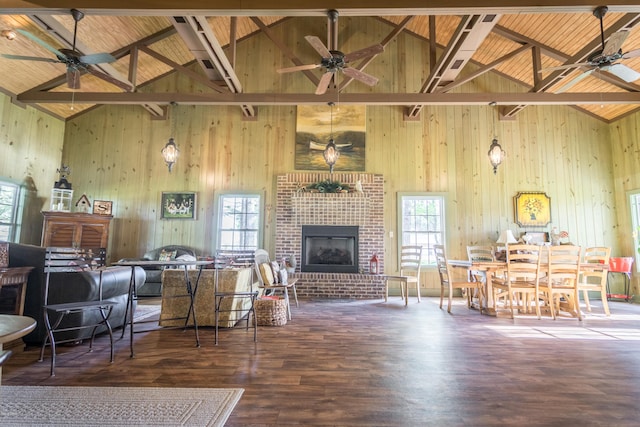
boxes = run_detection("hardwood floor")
[4,297,640,426]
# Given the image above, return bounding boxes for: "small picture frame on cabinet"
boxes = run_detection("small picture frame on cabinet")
[93,200,113,215]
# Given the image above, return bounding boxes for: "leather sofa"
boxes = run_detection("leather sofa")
[6,242,145,346]
[119,245,197,296]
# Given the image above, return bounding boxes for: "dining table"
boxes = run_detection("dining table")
[0,314,36,384]
[448,259,608,316]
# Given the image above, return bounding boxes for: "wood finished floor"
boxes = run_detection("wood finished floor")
[4,297,640,426]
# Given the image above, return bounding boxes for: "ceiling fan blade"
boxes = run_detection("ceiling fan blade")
[343,44,384,63]
[602,31,629,57]
[0,53,60,63]
[78,52,116,65]
[66,68,81,89]
[315,72,334,95]
[555,69,594,93]
[538,62,591,73]
[603,63,640,82]
[342,67,379,86]
[622,48,640,59]
[305,35,332,58]
[277,63,321,74]
[16,29,66,60]
[85,67,134,91]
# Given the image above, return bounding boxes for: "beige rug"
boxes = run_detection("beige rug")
[0,386,243,426]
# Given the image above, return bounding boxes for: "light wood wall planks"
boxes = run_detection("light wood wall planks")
[2,16,634,295]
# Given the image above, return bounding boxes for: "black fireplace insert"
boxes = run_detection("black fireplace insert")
[301,225,359,273]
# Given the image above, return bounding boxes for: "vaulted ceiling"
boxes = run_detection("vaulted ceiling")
[1,1,640,123]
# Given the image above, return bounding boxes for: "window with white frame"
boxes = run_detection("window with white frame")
[0,179,21,242]
[398,193,445,266]
[216,193,262,252]
[630,191,640,272]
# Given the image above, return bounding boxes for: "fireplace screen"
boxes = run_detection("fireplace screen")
[301,225,359,273]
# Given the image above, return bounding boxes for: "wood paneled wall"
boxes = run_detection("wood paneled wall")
[0,93,65,244]
[3,17,634,294]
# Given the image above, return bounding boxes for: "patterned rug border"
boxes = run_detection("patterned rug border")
[0,386,243,426]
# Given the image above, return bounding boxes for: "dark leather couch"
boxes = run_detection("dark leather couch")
[119,245,196,296]
[6,242,145,345]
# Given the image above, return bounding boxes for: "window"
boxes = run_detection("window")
[630,191,640,273]
[0,179,21,242]
[398,193,445,266]
[216,193,262,252]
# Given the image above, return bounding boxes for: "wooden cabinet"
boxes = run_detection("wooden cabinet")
[41,212,112,251]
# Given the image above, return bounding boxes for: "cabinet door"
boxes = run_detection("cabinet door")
[44,221,77,247]
[79,223,108,248]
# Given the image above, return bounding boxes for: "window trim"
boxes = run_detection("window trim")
[397,192,447,267]
[0,178,23,243]
[213,192,264,254]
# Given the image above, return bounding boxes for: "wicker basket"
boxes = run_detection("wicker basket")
[255,298,288,326]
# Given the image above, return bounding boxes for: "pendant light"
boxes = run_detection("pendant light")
[323,102,340,173]
[161,102,179,173]
[488,102,505,175]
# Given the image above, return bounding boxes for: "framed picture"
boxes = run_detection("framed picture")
[514,192,551,227]
[295,104,366,172]
[92,200,113,215]
[161,192,196,219]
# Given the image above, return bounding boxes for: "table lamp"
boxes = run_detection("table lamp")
[496,230,518,245]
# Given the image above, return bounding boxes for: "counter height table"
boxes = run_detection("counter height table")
[114,260,213,357]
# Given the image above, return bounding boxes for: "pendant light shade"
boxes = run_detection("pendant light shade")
[161,137,179,172]
[323,138,340,174]
[488,138,505,175]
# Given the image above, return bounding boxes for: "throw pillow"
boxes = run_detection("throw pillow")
[259,262,275,285]
[270,261,281,283]
[158,249,177,262]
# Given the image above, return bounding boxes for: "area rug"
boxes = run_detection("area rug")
[0,386,243,426]
[133,304,161,323]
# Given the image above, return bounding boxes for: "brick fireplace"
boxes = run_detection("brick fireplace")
[275,173,385,299]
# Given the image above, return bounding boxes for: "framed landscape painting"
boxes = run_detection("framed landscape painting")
[161,192,196,219]
[295,104,366,172]
[514,191,551,227]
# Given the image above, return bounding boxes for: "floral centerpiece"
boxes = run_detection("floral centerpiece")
[304,179,351,193]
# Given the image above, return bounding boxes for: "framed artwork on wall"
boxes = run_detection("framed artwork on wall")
[514,192,551,227]
[92,200,113,215]
[294,104,366,172]
[161,192,196,219]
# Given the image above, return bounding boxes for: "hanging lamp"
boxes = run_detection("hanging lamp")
[161,102,179,172]
[488,102,505,174]
[323,102,340,173]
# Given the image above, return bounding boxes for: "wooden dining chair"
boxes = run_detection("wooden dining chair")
[492,244,544,319]
[539,245,583,320]
[385,245,423,304]
[434,245,484,314]
[466,245,495,282]
[577,246,611,316]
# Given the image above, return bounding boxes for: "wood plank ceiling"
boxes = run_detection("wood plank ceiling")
[0,2,640,123]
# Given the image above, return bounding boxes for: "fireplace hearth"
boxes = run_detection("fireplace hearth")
[301,225,358,273]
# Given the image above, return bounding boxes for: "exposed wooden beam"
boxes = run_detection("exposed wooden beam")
[15,91,640,106]
[407,13,500,118]
[339,15,415,91]
[501,12,640,118]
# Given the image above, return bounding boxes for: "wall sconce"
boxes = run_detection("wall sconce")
[161,138,179,172]
[323,101,340,173]
[1,30,16,40]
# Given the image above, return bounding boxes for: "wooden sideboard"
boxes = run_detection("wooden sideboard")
[41,211,112,251]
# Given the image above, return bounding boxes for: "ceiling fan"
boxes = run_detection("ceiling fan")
[540,5,640,92]
[277,10,384,95]
[1,9,116,89]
